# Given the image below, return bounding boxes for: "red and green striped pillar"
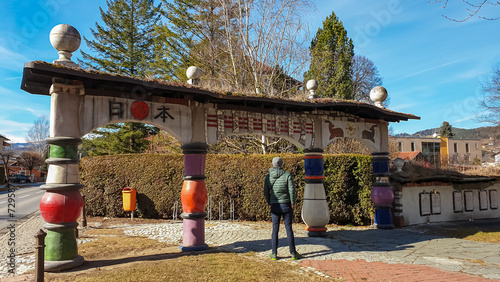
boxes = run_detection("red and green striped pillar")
[301,149,330,237]
[39,137,84,271]
[180,142,208,251]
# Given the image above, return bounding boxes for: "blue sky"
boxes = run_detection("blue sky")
[1,0,499,142]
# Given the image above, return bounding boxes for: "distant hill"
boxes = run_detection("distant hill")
[393,125,500,139]
[11,143,30,150]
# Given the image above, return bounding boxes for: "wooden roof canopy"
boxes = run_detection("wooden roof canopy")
[21,61,420,123]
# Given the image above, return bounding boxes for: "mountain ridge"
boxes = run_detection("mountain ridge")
[393,125,500,140]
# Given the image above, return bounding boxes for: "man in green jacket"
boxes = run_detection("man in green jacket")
[263,157,302,260]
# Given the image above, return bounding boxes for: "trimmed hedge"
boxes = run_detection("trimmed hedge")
[80,153,373,225]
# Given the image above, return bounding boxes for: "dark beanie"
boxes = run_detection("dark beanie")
[272,157,283,167]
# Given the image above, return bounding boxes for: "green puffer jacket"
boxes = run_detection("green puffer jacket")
[263,167,296,205]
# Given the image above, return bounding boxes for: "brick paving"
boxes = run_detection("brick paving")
[300,259,495,281]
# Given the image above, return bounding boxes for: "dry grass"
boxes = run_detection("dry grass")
[459,166,500,177]
[42,222,332,281]
[78,236,170,259]
[463,231,500,244]
[46,252,329,282]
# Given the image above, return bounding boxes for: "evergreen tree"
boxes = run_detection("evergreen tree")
[440,121,455,138]
[80,0,161,154]
[304,11,354,99]
[82,123,158,156]
[79,0,161,77]
[155,0,236,82]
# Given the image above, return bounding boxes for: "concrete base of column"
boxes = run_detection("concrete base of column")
[373,207,394,229]
[44,255,84,272]
[307,231,328,237]
[180,218,208,252]
[305,226,327,237]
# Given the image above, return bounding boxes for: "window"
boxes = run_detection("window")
[411,142,415,152]
[398,141,402,152]
[422,142,440,165]
[465,143,469,153]
[454,143,458,153]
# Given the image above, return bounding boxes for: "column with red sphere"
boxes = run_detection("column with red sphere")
[39,24,86,271]
[180,142,209,251]
[40,81,85,271]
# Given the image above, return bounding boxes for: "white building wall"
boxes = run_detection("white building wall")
[402,183,500,226]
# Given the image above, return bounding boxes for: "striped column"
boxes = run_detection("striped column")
[301,149,330,237]
[39,137,84,271]
[371,152,394,229]
[180,143,208,251]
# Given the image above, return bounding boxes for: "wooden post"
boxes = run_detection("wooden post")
[81,194,87,228]
[35,229,47,282]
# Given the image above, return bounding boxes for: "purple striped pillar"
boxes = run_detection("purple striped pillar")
[371,152,394,229]
[179,143,209,251]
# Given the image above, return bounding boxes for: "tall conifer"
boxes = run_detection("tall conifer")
[305,11,354,99]
[79,0,161,77]
[79,0,161,155]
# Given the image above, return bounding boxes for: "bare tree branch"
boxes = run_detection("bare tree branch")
[25,115,50,157]
[478,63,500,124]
[428,0,500,21]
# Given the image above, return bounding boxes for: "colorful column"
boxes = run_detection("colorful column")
[301,149,330,237]
[371,152,394,229]
[180,142,208,251]
[40,82,84,271]
[40,137,84,271]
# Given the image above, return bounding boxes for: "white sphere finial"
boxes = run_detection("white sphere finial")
[306,79,318,100]
[186,66,202,85]
[49,24,81,68]
[370,86,388,108]
[393,158,404,173]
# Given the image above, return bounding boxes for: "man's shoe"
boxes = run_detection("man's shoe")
[291,252,302,260]
[269,253,277,260]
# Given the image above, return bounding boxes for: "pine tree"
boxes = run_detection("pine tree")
[440,121,455,138]
[79,0,161,77]
[305,11,354,99]
[82,123,158,156]
[80,0,161,154]
[154,0,236,82]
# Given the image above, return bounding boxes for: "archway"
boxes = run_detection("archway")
[20,26,419,271]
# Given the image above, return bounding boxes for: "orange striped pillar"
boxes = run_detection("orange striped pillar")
[179,143,208,251]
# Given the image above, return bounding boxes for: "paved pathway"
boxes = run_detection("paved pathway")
[1,216,500,281]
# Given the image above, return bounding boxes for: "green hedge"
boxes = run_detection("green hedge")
[80,153,373,225]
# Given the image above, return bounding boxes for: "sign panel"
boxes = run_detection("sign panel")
[81,96,192,143]
[431,192,441,215]
[464,191,474,212]
[490,190,498,209]
[453,191,463,213]
[479,190,488,210]
[419,192,431,216]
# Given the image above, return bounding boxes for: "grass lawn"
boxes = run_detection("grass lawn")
[41,218,333,281]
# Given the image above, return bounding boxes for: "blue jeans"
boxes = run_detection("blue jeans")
[271,203,296,255]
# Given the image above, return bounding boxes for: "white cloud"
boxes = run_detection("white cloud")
[0,119,32,141]
[0,45,29,72]
[453,114,477,124]
[399,59,465,80]
[4,76,22,81]
[390,102,419,112]
[3,135,26,143]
